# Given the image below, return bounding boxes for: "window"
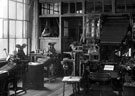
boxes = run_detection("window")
[116,0,126,13]
[76,2,82,13]
[95,0,103,13]
[86,0,103,13]
[103,0,112,12]
[40,2,60,15]
[0,0,8,18]
[0,0,30,59]
[126,0,135,13]
[86,0,94,13]
[62,2,69,14]
[70,3,76,13]
[61,2,83,14]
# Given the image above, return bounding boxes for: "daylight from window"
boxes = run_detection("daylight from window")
[0,0,30,59]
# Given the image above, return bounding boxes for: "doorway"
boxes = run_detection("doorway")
[62,17,82,52]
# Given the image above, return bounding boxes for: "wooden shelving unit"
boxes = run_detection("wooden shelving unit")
[38,0,135,54]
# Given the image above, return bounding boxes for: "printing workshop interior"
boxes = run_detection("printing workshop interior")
[0,0,135,96]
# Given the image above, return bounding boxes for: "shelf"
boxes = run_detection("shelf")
[39,37,60,40]
[39,15,60,18]
[61,14,84,17]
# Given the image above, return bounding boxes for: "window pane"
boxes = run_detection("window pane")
[76,2,82,13]
[17,3,23,20]
[95,0,102,13]
[16,21,23,38]
[126,0,135,13]
[0,19,3,38]
[86,0,94,13]
[9,21,15,38]
[9,1,16,19]
[70,3,75,13]
[0,0,8,18]
[62,2,69,14]
[54,3,59,14]
[9,39,15,55]
[0,39,8,58]
[116,0,126,13]
[50,3,54,14]
[3,20,8,38]
[104,0,112,12]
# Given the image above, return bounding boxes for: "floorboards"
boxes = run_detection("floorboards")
[13,77,121,96]
[16,78,73,96]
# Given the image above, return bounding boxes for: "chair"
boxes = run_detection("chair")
[62,76,81,96]
[61,58,74,76]
[37,56,57,82]
[62,51,76,76]
[89,72,111,95]
[14,60,28,94]
[90,72,111,82]
[8,59,28,96]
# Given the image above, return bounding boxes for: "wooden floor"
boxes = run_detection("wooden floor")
[12,77,121,96]
[16,78,73,96]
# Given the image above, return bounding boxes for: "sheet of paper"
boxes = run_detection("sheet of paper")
[62,76,81,82]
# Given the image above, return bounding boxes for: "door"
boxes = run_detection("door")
[62,17,82,52]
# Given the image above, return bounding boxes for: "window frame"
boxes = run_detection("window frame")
[0,0,30,58]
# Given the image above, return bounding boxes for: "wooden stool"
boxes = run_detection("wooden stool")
[62,76,81,96]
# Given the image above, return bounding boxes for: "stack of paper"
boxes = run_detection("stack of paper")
[62,76,81,82]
